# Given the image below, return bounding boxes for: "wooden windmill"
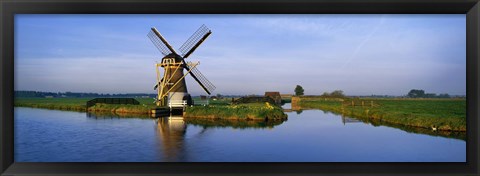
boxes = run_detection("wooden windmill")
[147,24,215,107]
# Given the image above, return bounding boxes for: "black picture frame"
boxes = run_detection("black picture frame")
[1,0,479,175]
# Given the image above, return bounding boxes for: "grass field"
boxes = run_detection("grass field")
[184,102,287,120]
[14,96,466,132]
[15,97,92,111]
[296,97,466,131]
[15,97,157,112]
[14,97,287,120]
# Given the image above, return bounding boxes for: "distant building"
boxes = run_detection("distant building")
[200,95,207,100]
[264,92,282,105]
[45,96,54,98]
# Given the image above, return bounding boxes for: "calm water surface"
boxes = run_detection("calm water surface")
[14,104,466,162]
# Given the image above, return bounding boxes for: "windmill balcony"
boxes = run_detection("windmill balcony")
[168,100,188,111]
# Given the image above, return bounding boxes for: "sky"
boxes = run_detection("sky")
[14,14,466,96]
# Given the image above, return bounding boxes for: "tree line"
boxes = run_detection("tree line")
[295,85,346,98]
[294,85,458,98]
[407,89,451,98]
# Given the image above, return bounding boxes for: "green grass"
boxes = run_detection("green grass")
[297,97,466,131]
[185,102,287,120]
[15,97,91,111]
[88,103,153,114]
[15,97,156,113]
[15,97,287,120]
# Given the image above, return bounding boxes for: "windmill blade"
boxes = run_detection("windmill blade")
[179,24,212,59]
[148,27,178,55]
[148,31,170,56]
[153,78,164,90]
[185,62,215,95]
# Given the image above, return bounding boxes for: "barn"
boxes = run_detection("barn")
[264,92,282,105]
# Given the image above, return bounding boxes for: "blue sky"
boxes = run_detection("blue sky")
[14,14,466,96]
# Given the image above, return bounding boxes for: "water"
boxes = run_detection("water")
[14,104,466,162]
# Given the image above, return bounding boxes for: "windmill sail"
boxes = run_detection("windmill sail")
[149,25,215,107]
[186,61,215,95]
[179,24,212,59]
[148,31,171,56]
[148,27,178,55]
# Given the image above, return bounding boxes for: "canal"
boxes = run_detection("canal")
[14,104,466,162]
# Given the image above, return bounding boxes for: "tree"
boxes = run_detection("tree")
[407,89,425,98]
[425,93,437,98]
[294,85,304,96]
[438,93,451,98]
[321,92,330,97]
[330,90,345,98]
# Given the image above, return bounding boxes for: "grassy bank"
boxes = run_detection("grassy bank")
[15,98,91,111]
[184,102,287,120]
[296,97,466,131]
[88,103,153,114]
[15,97,156,113]
[15,97,287,120]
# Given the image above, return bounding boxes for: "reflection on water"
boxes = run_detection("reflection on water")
[289,102,466,141]
[87,112,151,119]
[86,112,288,162]
[15,107,466,162]
[87,112,189,161]
[341,116,362,124]
[155,116,187,162]
[185,118,286,129]
[154,113,288,161]
[321,109,466,141]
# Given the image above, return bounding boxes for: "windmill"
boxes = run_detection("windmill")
[148,24,215,107]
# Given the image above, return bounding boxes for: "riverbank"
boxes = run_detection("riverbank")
[184,102,287,120]
[14,98,156,114]
[292,96,466,132]
[14,98,287,120]
[15,98,91,112]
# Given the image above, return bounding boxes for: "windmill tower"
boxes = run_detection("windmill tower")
[148,25,215,107]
